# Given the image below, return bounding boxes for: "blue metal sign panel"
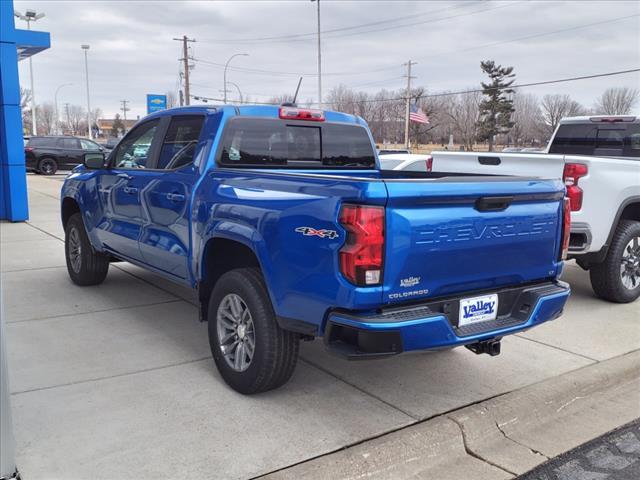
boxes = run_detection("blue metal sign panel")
[146,94,167,114]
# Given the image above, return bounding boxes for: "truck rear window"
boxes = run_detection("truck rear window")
[549,123,640,158]
[218,117,376,168]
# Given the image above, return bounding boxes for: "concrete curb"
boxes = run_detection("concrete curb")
[449,350,640,476]
[259,351,640,480]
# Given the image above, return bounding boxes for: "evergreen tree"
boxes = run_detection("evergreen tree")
[476,60,515,151]
[111,114,125,137]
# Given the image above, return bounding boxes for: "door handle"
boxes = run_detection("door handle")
[123,186,138,195]
[117,173,133,181]
[166,192,185,202]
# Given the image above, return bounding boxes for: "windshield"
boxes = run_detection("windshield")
[218,117,376,168]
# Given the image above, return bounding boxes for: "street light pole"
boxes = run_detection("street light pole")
[14,9,45,135]
[81,45,92,139]
[311,0,322,108]
[223,53,248,104]
[220,82,243,104]
[54,83,73,135]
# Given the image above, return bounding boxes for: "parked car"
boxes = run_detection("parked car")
[378,148,410,155]
[379,153,433,172]
[25,135,105,175]
[431,115,640,303]
[61,105,571,394]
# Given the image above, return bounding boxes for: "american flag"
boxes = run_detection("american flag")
[410,104,430,124]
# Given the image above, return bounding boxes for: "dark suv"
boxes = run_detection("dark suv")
[25,136,105,175]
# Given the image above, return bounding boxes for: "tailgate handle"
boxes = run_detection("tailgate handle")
[475,196,513,212]
[478,156,501,165]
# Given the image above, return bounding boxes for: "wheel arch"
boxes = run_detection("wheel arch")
[581,196,640,268]
[61,196,81,228]
[198,236,264,322]
[605,196,640,250]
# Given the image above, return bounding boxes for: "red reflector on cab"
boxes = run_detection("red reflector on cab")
[279,107,325,122]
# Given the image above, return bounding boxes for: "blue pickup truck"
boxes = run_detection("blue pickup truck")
[61,105,571,394]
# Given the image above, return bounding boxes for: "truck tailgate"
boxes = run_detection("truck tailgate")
[430,151,565,178]
[382,176,565,304]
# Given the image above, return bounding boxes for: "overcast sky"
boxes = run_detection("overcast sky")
[14,0,640,119]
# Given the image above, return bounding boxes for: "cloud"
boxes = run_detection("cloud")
[15,0,640,118]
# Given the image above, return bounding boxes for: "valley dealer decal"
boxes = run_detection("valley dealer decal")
[389,276,429,300]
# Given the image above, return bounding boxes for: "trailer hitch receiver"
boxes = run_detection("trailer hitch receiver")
[465,338,501,356]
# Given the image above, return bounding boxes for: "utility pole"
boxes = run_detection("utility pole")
[120,100,130,133]
[403,60,417,150]
[311,0,322,108]
[173,36,195,106]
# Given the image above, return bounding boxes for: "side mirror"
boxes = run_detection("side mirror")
[84,152,106,169]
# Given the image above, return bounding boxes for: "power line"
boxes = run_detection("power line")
[315,1,525,42]
[189,68,640,106]
[356,68,640,104]
[414,13,640,63]
[198,1,486,44]
[192,13,637,80]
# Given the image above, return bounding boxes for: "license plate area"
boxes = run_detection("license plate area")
[459,293,499,326]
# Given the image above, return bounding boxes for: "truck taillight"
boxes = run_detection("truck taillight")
[561,197,571,260]
[563,163,588,211]
[426,156,433,172]
[25,147,33,153]
[339,204,384,286]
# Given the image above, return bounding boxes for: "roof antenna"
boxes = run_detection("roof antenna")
[282,77,303,107]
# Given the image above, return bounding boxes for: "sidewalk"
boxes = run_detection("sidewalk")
[1,173,639,479]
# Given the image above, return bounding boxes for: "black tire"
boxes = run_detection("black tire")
[590,220,640,303]
[65,213,109,286]
[208,268,299,394]
[38,157,58,175]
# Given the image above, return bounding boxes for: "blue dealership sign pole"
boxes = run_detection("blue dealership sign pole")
[0,0,50,221]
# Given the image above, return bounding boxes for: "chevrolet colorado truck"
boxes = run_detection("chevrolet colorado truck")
[431,116,640,303]
[61,105,571,394]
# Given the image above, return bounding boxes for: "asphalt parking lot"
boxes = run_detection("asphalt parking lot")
[1,173,639,479]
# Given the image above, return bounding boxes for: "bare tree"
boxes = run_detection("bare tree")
[267,94,295,105]
[36,102,56,135]
[67,105,86,136]
[594,87,639,115]
[445,89,482,151]
[20,87,33,134]
[511,92,542,146]
[539,94,587,139]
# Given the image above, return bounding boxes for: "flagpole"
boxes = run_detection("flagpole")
[403,60,416,150]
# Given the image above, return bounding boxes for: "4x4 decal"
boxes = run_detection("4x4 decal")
[295,226,339,239]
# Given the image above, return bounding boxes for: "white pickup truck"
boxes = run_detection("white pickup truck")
[431,116,640,303]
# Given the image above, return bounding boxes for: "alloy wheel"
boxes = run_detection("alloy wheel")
[40,159,55,174]
[216,293,255,372]
[620,236,640,290]
[68,227,82,274]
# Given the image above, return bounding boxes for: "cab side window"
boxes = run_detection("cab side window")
[58,138,80,150]
[157,116,204,169]
[112,120,160,169]
[80,139,101,151]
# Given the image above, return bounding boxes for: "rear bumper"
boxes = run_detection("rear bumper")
[324,281,570,359]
